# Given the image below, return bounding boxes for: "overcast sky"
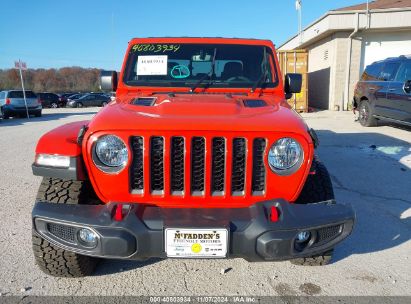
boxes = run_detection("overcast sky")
[0,0,363,70]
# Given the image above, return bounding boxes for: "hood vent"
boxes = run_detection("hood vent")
[243,99,267,108]
[132,97,156,106]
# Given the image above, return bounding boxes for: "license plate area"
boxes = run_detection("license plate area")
[165,228,228,258]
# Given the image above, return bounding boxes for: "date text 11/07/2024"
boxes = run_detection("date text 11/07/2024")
[149,296,258,303]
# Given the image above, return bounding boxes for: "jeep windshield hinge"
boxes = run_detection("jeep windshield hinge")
[77,125,88,146]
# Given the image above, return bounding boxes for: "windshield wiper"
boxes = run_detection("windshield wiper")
[251,47,268,93]
[190,48,217,93]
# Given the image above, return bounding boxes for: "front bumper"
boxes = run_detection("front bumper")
[32,200,355,262]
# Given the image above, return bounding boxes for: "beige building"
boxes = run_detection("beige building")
[279,0,411,110]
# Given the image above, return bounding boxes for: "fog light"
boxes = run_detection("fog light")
[78,228,98,247]
[296,231,311,243]
[294,231,312,252]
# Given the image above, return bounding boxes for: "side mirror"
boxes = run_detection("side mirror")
[100,70,118,92]
[404,80,411,94]
[284,73,302,99]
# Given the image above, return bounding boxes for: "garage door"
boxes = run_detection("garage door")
[362,31,411,70]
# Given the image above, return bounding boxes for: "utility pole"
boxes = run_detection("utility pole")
[14,59,29,119]
[366,0,370,28]
[296,0,302,45]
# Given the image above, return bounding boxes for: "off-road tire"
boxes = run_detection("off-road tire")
[292,159,335,266]
[358,100,377,127]
[295,159,334,204]
[76,102,83,108]
[290,250,333,266]
[32,178,99,277]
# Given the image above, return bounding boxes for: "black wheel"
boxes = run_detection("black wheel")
[291,159,335,266]
[76,102,83,108]
[50,102,58,108]
[34,111,42,117]
[358,100,377,127]
[32,178,100,277]
[1,107,9,119]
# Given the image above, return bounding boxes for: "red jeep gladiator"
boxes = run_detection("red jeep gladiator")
[31,38,354,277]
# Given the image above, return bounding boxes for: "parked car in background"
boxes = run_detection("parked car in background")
[37,92,62,108]
[65,93,85,106]
[91,92,109,96]
[57,93,76,106]
[353,55,411,127]
[66,93,110,108]
[69,93,84,99]
[66,93,84,102]
[0,90,42,118]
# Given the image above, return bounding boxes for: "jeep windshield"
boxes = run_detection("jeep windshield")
[123,43,278,89]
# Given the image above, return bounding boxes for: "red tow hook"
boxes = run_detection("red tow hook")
[113,204,124,221]
[270,206,280,222]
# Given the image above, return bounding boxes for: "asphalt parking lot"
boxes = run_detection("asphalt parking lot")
[0,108,410,296]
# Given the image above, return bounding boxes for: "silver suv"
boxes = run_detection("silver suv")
[0,90,42,119]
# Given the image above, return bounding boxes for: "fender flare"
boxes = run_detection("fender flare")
[32,120,90,180]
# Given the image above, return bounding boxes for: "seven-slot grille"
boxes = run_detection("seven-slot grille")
[130,136,267,197]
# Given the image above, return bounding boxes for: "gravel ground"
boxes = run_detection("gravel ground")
[0,108,410,297]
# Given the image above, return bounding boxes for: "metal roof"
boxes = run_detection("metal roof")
[334,0,411,11]
[279,3,411,50]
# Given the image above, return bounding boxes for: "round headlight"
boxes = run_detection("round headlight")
[268,138,303,174]
[95,135,128,169]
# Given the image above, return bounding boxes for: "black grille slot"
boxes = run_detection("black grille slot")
[171,137,185,194]
[231,138,246,195]
[211,137,226,195]
[252,138,266,194]
[130,136,144,192]
[47,223,76,243]
[150,137,164,193]
[191,137,205,195]
[316,225,342,245]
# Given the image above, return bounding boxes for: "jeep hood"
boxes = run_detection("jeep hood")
[87,94,308,134]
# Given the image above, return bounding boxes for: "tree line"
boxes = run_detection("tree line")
[0,67,102,93]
